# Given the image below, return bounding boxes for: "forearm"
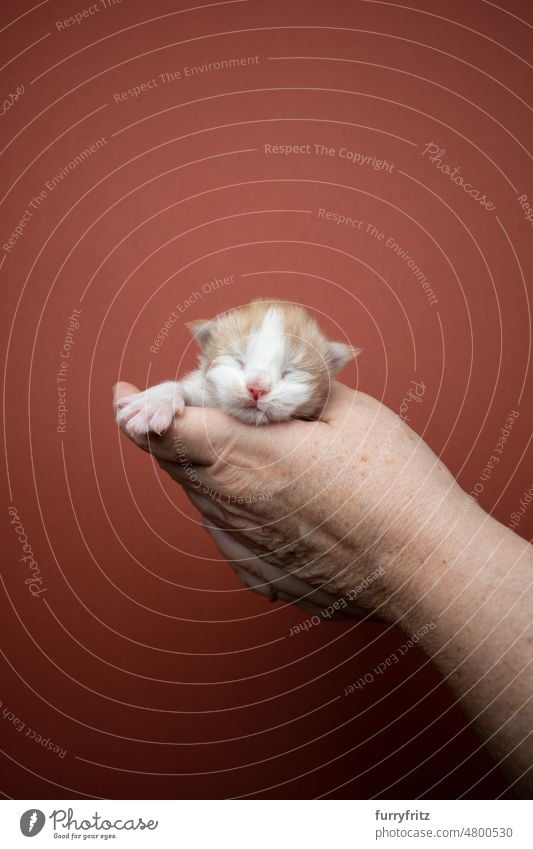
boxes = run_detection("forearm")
[122,380,532,793]
[390,489,533,795]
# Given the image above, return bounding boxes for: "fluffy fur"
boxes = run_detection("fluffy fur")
[116,299,360,435]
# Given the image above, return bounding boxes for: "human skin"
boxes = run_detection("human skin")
[114,380,533,796]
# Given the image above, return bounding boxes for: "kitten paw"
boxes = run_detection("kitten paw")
[116,382,184,436]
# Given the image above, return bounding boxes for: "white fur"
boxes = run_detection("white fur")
[117,305,357,434]
[204,306,306,425]
[246,306,285,389]
[116,381,185,436]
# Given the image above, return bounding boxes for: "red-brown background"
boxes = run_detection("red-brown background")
[1,0,532,799]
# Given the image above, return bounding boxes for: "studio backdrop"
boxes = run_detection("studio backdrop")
[1,0,532,799]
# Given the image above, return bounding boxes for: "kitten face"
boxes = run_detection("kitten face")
[187,300,360,424]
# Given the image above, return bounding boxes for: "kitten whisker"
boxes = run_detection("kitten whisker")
[119,300,358,433]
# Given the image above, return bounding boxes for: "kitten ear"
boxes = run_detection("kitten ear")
[186,319,213,350]
[325,341,362,375]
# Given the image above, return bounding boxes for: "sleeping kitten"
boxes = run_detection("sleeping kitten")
[116,299,360,435]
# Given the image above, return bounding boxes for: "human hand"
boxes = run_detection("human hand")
[113,379,462,621]
[114,380,533,794]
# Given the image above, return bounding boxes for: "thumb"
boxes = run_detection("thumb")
[113,380,243,465]
[113,381,140,409]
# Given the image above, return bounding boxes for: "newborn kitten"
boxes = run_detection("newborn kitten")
[116,299,360,434]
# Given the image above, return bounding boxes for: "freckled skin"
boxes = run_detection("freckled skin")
[115,379,533,797]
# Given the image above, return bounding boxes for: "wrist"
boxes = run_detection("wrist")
[382,480,531,643]
[370,476,479,631]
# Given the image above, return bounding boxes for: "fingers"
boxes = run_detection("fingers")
[114,381,355,465]
[203,524,259,564]
[150,405,236,465]
[203,525,295,602]
[185,488,227,524]
[203,524,368,619]
[113,381,239,465]
[156,458,208,489]
[113,381,141,406]
[113,379,330,468]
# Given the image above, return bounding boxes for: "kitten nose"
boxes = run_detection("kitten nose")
[247,382,268,401]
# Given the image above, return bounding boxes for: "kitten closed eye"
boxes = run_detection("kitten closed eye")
[116,299,360,434]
